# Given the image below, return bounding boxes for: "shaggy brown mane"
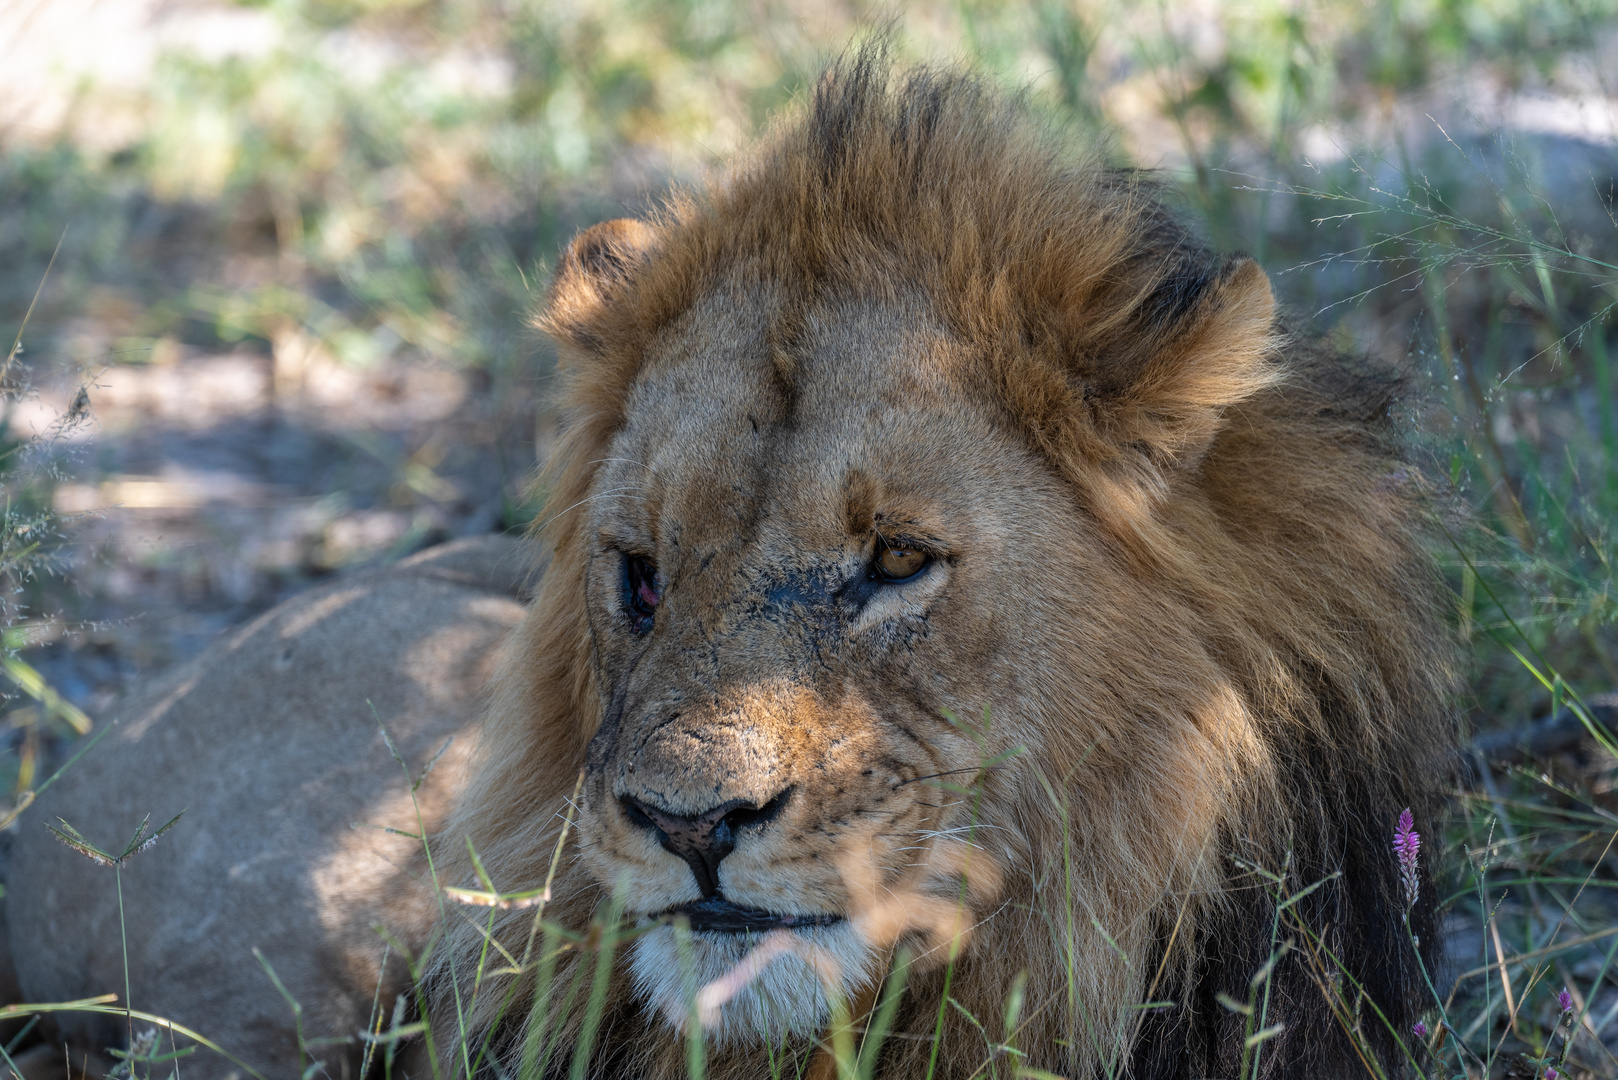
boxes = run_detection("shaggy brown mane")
[432,45,1456,1080]
[544,50,1281,545]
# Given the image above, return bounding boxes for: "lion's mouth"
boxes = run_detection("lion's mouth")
[654,896,843,934]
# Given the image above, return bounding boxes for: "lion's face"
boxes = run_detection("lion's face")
[575,287,1112,1039]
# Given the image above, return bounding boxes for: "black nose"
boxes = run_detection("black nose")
[620,789,792,897]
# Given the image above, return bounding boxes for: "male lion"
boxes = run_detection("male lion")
[429,52,1454,1080]
[4,50,1454,1080]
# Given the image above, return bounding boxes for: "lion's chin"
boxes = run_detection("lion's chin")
[628,918,877,1047]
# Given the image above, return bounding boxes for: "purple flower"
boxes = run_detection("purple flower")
[1558,987,1574,1014]
[1393,808,1420,908]
[1411,1020,1427,1039]
[1543,1067,1558,1080]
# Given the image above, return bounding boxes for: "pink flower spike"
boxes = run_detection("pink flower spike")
[1557,987,1574,1014]
[1543,1067,1557,1080]
[1393,808,1421,908]
[1411,1020,1427,1038]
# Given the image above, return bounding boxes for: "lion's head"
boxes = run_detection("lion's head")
[436,51,1453,1079]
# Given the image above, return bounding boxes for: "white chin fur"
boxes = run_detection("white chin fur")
[629,922,877,1046]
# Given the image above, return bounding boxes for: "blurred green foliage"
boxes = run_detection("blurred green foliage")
[6,0,1614,386]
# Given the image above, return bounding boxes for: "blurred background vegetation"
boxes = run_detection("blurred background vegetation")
[3,0,1617,1073]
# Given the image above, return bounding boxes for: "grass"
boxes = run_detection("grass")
[4,0,1618,1077]
[0,234,94,829]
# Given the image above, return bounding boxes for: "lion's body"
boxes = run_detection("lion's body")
[432,53,1455,1080]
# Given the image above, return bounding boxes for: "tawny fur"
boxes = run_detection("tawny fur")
[431,48,1454,1080]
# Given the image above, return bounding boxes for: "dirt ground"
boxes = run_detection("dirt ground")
[12,343,539,723]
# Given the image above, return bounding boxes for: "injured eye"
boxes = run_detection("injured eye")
[623,553,662,633]
[873,542,931,583]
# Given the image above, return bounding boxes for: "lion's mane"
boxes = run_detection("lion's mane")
[432,48,1455,1080]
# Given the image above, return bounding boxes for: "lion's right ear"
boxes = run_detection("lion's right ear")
[539,218,660,354]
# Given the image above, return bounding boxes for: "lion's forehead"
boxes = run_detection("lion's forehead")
[600,289,1010,553]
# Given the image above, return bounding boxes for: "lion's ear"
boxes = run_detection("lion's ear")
[1083,255,1279,471]
[540,218,660,353]
[1101,256,1278,465]
[1017,253,1279,530]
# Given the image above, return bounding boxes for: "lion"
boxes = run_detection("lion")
[3,49,1455,1080]
[427,51,1455,1080]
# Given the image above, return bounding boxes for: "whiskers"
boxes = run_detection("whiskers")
[891,765,994,789]
[886,821,1002,854]
[535,483,651,532]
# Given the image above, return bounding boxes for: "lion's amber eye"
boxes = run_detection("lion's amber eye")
[874,544,929,582]
[624,554,661,632]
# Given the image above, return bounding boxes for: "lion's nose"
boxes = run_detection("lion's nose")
[619,788,792,898]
